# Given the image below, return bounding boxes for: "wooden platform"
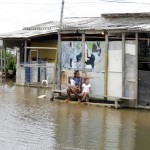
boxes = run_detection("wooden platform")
[50,90,89,102]
[50,90,135,109]
[103,96,135,108]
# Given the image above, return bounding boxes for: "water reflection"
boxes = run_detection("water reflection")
[0,81,150,150]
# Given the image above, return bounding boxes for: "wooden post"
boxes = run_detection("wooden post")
[82,33,85,73]
[16,48,20,67]
[2,39,6,76]
[24,40,27,64]
[1,43,4,73]
[53,43,58,90]
[122,33,125,97]
[4,45,6,76]
[16,48,20,85]
[104,33,109,97]
[1,45,2,71]
[135,32,138,107]
[57,32,62,90]
[57,0,64,90]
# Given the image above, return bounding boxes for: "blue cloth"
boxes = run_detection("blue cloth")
[73,77,81,86]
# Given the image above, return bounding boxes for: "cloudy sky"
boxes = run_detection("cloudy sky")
[0,0,150,33]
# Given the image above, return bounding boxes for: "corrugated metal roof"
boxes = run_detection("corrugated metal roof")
[102,12,150,18]
[61,16,150,32]
[1,14,150,39]
[23,17,94,30]
[0,29,57,39]
[0,17,95,38]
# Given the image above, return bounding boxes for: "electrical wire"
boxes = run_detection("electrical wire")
[98,0,150,5]
[65,6,81,16]
[0,2,61,5]
[0,0,150,6]
[66,0,150,5]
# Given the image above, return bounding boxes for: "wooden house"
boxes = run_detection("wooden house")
[1,13,150,108]
[58,13,150,108]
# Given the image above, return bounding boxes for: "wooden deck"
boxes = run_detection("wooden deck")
[50,90,135,109]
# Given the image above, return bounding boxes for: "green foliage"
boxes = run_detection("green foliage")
[7,59,15,70]
[6,52,16,71]
[0,49,16,71]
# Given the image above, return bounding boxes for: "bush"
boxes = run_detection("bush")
[6,51,16,71]
[7,59,15,70]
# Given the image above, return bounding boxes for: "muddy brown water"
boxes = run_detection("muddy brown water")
[0,80,150,150]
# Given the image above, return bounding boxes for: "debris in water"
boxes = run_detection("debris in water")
[38,95,46,99]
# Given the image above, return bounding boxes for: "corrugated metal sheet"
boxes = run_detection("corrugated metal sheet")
[0,29,56,39]
[0,17,95,38]
[102,12,150,18]
[1,13,150,38]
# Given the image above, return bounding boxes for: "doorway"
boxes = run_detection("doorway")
[138,33,150,106]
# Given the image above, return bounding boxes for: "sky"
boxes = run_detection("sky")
[0,0,150,33]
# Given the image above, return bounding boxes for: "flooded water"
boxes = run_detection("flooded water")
[0,80,150,150]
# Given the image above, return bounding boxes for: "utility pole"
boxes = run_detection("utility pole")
[55,0,64,90]
[59,0,64,29]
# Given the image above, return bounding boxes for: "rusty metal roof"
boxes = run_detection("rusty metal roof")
[102,12,150,18]
[1,13,150,39]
